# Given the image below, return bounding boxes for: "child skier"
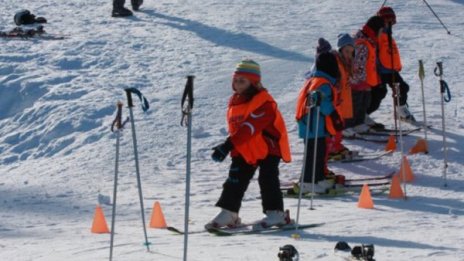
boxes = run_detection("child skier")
[343,16,385,135]
[206,59,292,229]
[327,33,356,161]
[294,52,343,193]
[366,6,416,124]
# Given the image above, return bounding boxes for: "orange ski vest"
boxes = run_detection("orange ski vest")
[378,31,402,71]
[295,77,338,136]
[335,52,353,120]
[356,37,380,87]
[227,90,291,165]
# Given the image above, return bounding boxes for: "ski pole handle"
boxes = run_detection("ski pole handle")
[434,61,443,77]
[418,60,425,80]
[124,88,150,112]
[111,101,124,132]
[125,89,134,108]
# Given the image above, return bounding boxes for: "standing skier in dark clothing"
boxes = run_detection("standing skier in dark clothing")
[112,0,143,17]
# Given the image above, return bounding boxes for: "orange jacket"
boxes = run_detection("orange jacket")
[334,51,353,120]
[355,37,380,87]
[378,31,402,71]
[295,77,338,136]
[228,90,291,165]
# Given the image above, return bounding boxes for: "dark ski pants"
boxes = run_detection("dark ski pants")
[216,155,283,213]
[344,90,371,129]
[367,85,388,115]
[368,72,410,114]
[302,137,326,183]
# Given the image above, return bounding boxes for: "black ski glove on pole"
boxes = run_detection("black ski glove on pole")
[211,138,233,162]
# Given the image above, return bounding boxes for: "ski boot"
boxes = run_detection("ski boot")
[397,104,416,123]
[204,208,241,229]
[364,114,385,131]
[131,0,143,11]
[112,0,133,17]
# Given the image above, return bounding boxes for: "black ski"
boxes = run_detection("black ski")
[329,150,393,163]
[206,222,324,236]
[345,171,395,183]
[358,127,420,136]
[343,134,389,143]
[282,185,389,198]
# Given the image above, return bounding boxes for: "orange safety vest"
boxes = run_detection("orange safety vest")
[334,52,353,120]
[295,77,338,136]
[378,31,402,71]
[355,37,380,87]
[227,90,291,165]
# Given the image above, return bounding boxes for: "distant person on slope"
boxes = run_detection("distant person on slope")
[293,52,343,194]
[344,16,385,136]
[112,0,143,17]
[206,59,292,230]
[366,6,416,125]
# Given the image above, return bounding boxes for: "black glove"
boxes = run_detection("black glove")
[329,110,344,131]
[211,138,233,162]
[307,91,322,107]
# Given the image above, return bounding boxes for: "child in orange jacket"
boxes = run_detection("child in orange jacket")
[366,6,416,124]
[206,59,292,229]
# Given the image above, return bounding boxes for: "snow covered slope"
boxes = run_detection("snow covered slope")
[1,0,463,260]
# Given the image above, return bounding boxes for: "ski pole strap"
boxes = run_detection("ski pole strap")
[418,60,425,80]
[124,88,149,112]
[181,76,194,126]
[111,102,129,132]
[434,61,443,77]
[440,80,451,102]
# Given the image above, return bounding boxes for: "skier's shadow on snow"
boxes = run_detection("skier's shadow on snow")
[141,10,309,62]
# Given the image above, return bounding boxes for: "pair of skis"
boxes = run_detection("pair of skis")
[329,149,393,163]
[281,172,394,198]
[166,222,324,236]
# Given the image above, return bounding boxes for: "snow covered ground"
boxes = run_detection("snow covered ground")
[1,0,463,260]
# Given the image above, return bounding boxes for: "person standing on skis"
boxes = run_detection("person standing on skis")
[294,52,343,194]
[343,16,385,135]
[327,33,356,161]
[206,59,292,229]
[366,6,416,124]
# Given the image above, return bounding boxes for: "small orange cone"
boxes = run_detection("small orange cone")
[409,138,428,154]
[397,156,415,183]
[388,175,405,199]
[385,135,396,151]
[91,205,110,233]
[149,201,167,228]
[357,184,374,209]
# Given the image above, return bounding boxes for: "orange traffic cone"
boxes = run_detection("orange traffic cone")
[357,184,374,209]
[409,138,428,154]
[388,175,405,199]
[91,205,110,233]
[149,201,167,228]
[397,156,415,182]
[385,135,396,151]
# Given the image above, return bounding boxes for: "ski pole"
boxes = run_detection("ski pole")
[387,23,398,135]
[394,83,407,199]
[418,60,429,143]
[180,76,194,261]
[422,0,451,35]
[309,104,321,210]
[109,101,128,261]
[295,92,318,229]
[434,62,450,187]
[124,88,151,251]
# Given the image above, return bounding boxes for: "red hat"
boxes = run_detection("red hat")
[378,6,396,24]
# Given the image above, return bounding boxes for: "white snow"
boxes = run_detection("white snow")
[1,0,463,260]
